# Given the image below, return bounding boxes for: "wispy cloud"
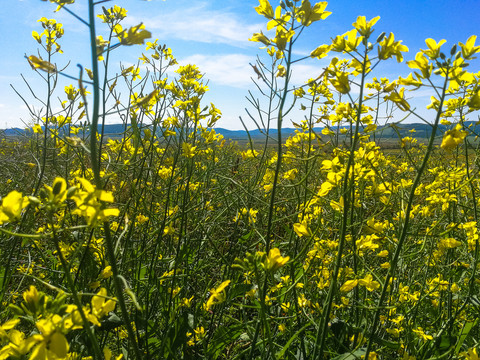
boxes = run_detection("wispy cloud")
[125,3,264,47]
[178,53,257,88]
[174,54,329,90]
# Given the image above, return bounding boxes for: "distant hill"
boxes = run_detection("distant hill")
[2,122,479,141]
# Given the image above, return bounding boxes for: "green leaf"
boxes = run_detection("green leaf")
[331,348,367,360]
[455,319,478,354]
[228,283,254,300]
[275,322,312,359]
[207,324,244,359]
[437,335,456,352]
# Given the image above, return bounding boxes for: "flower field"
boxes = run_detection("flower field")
[1,0,480,359]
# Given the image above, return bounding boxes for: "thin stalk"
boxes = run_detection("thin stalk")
[87,1,141,358]
[51,225,103,360]
[312,44,369,360]
[364,72,450,358]
[248,23,296,360]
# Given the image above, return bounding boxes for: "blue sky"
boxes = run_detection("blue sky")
[1,0,479,130]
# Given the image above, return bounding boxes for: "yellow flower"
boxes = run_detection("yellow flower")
[32,124,44,134]
[272,27,295,51]
[441,124,468,151]
[96,35,110,61]
[407,52,433,78]
[263,248,290,272]
[30,315,69,360]
[352,15,380,38]
[254,0,274,19]
[104,346,124,360]
[100,266,113,279]
[459,35,480,60]
[421,38,446,59]
[97,5,127,23]
[398,73,422,87]
[43,177,69,206]
[328,69,350,94]
[385,87,410,111]
[310,44,330,59]
[182,143,197,158]
[87,288,116,327]
[460,347,480,360]
[249,31,271,46]
[205,280,231,311]
[70,178,120,226]
[241,149,259,159]
[296,0,331,27]
[0,318,20,339]
[0,190,28,225]
[27,55,56,73]
[115,23,152,46]
[276,64,286,77]
[340,279,358,293]
[358,274,380,292]
[412,327,433,341]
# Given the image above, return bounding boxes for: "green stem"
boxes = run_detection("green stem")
[87,2,141,358]
[364,72,450,358]
[52,225,103,360]
[312,44,368,360]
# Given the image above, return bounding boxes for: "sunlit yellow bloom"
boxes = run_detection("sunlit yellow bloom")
[439,237,462,249]
[86,288,116,327]
[398,73,422,87]
[460,347,480,360]
[263,248,289,272]
[70,178,120,226]
[30,315,69,360]
[358,274,380,292]
[32,124,44,134]
[254,0,274,19]
[407,52,433,78]
[241,149,259,159]
[310,44,330,59]
[441,124,468,151]
[352,15,380,38]
[27,55,56,73]
[249,31,271,46]
[340,279,358,293]
[384,87,410,111]
[296,1,331,27]
[182,143,197,158]
[329,70,350,94]
[459,35,480,60]
[100,266,113,279]
[421,38,446,59]
[115,23,152,46]
[293,220,311,237]
[468,90,480,111]
[103,347,124,360]
[0,190,28,225]
[413,327,433,341]
[377,250,389,257]
[97,5,127,23]
[96,35,109,61]
[272,27,295,51]
[205,280,231,311]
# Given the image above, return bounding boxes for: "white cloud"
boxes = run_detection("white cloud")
[125,4,264,47]
[290,63,326,86]
[178,53,257,88]
[173,53,330,90]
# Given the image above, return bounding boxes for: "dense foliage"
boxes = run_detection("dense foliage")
[1,0,480,359]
